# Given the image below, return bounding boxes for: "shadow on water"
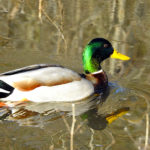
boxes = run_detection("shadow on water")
[0,0,150,150]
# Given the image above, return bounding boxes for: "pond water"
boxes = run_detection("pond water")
[0,0,150,150]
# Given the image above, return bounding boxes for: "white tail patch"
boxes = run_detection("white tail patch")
[0,88,10,93]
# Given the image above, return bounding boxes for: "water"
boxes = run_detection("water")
[0,0,150,150]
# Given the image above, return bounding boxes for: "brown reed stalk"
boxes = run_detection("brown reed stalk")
[70,104,76,150]
[38,0,43,22]
[42,8,67,53]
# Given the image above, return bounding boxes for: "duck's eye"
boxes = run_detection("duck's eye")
[104,44,109,48]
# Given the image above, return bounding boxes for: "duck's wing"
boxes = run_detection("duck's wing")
[0,64,82,91]
[0,64,60,76]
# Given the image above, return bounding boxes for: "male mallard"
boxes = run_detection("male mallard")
[0,38,130,106]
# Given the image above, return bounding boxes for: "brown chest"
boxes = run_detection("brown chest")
[85,71,108,93]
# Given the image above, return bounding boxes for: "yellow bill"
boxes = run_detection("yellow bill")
[106,107,129,124]
[111,49,130,60]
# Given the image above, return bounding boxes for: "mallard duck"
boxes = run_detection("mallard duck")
[0,38,130,107]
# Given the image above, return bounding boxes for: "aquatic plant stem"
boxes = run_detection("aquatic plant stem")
[42,8,68,52]
[144,113,149,150]
[38,0,43,22]
[105,129,115,150]
[61,114,70,132]
[89,128,94,150]
[70,104,76,150]
[9,1,21,20]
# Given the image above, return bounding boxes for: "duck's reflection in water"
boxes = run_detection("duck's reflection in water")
[0,84,129,130]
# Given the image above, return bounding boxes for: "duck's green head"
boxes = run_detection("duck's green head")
[82,38,130,74]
